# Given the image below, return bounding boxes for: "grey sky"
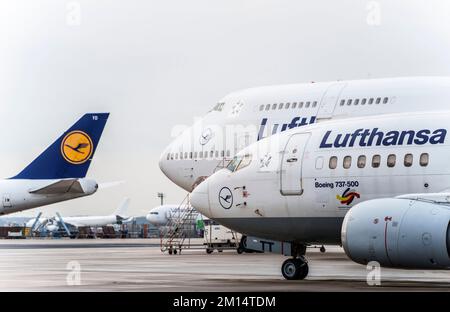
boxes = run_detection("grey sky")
[1,0,450,217]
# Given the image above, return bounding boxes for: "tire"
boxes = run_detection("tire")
[168,249,173,255]
[281,258,309,280]
[237,247,244,254]
[206,248,213,254]
[174,249,178,255]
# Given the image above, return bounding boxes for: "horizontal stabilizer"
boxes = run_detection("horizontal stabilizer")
[29,179,84,195]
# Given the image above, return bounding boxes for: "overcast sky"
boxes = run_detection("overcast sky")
[1,0,450,218]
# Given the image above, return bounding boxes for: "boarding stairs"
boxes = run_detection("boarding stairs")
[160,194,203,254]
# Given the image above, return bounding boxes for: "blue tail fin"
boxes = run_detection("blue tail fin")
[12,113,109,180]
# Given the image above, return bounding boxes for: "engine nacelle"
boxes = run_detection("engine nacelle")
[342,198,450,269]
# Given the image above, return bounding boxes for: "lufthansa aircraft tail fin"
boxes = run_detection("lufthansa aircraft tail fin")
[11,113,109,180]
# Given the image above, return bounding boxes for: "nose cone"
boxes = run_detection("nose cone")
[158,143,194,192]
[146,213,159,226]
[158,149,168,176]
[190,180,211,218]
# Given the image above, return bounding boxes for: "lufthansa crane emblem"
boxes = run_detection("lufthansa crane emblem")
[218,187,233,209]
[199,128,213,146]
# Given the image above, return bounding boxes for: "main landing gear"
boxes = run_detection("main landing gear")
[281,243,309,280]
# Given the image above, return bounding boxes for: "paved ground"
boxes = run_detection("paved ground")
[0,239,449,291]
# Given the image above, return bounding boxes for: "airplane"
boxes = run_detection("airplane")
[159,77,450,193]
[0,113,109,216]
[190,110,450,280]
[26,198,132,233]
[146,204,192,226]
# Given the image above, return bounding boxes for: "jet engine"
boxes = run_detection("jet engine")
[341,198,450,269]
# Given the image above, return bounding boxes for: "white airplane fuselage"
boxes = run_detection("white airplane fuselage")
[61,215,118,227]
[160,77,450,192]
[191,111,450,244]
[146,205,192,226]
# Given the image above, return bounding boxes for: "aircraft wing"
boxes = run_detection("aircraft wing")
[29,179,84,195]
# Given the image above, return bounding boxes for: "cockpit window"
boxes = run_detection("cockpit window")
[226,154,252,172]
[236,154,252,171]
[210,102,225,112]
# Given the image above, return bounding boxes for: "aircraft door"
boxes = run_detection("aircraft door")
[2,194,12,208]
[316,83,347,119]
[280,133,311,195]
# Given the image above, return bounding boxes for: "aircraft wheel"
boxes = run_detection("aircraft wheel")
[281,258,309,280]
[174,249,178,255]
[206,248,213,254]
[168,249,173,255]
[237,247,244,254]
[320,245,326,253]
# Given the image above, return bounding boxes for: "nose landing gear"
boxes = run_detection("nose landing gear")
[281,243,309,280]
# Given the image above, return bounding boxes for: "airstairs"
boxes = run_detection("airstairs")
[160,194,203,254]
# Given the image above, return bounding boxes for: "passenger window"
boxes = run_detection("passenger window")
[291,102,297,108]
[221,150,224,157]
[299,102,304,108]
[210,151,214,158]
[343,156,352,169]
[404,153,413,167]
[372,155,381,168]
[376,97,381,104]
[226,150,231,157]
[199,151,203,158]
[354,99,359,105]
[259,105,264,111]
[194,152,198,159]
[387,154,396,167]
[347,99,352,106]
[357,155,366,168]
[279,103,284,109]
[285,103,290,109]
[361,98,367,105]
[312,101,317,107]
[420,153,429,167]
[306,101,311,108]
[190,152,193,159]
[383,97,389,104]
[340,99,345,106]
[265,104,270,111]
[215,151,219,158]
[175,153,179,160]
[166,153,170,160]
[185,152,188,159]
[315,157,324,170]
[329,156,337,169]
[368,98,374,105]
[272,104,277,110]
